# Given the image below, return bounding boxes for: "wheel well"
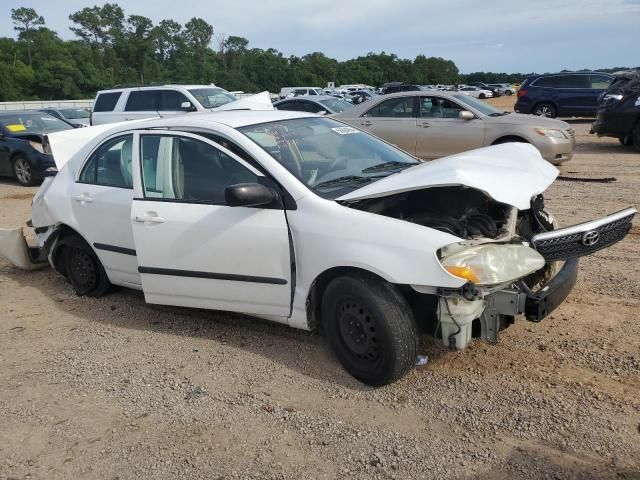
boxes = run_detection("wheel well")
[532,101,557,112]
[306,267,393,333]
[305,267,435,333]
[47,224,85,275]
[491,135,530,145]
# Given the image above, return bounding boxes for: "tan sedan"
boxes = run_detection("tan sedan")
[335,91,575,164]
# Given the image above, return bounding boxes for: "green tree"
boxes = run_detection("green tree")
[11,7,45,66]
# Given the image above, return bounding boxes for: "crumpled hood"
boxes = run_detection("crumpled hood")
[212,91,274,112]
[337,143,559,210]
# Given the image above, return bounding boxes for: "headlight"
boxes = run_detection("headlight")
[603,94,623,103]
[534,128,567,139]
[28,141,45,153]
[440,244,545,286]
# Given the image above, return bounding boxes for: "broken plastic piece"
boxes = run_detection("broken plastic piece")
[415,355,429,366]
[0,228,47,271]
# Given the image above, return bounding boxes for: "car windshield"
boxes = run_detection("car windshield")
[59,108,90,119]
[239,117,420,199]
[452,94,507,116]
[188,88,236,109]
[0,113,73,134]
[319,98,352,113]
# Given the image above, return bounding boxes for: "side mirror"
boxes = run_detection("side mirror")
[459,110,475,120]
[181,101,196,112]
[225,183,279,208]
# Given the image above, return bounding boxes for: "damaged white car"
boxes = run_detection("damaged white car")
[2,111,635,386]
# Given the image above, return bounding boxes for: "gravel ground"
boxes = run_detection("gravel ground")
[1,101,639,479]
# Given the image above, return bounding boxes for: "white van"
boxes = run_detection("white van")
[90,84,237,126]
[278,87,323,99]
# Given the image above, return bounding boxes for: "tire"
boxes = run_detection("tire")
[479,93,486,99]
[61,235,112,297]
[12,155,38,186]
[532,102,557,118]
[322,273,417,386]
[506,90,513,96]
[633,124,640,152]
[618,136,632,146]
[493,137,528,145]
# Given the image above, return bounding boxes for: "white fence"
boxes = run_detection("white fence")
[0,99,93,111]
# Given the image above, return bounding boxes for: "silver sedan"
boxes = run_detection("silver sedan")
[335,91,575,164]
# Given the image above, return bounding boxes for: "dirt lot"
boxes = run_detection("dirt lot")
[1,99,639,480]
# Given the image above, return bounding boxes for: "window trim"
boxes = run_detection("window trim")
[361,95,419,119]
[135,131,274,207]
[76,133,134,190]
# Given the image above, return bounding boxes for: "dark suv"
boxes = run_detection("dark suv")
[515,72,614,118]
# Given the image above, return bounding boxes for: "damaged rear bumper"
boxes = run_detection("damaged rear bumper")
[0,227,48,270]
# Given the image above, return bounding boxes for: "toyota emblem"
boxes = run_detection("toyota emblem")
[582,230,600,246]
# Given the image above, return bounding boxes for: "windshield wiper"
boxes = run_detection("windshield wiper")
[361,161,416,173]
[314,175,374,189]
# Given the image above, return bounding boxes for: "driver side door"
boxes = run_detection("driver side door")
[130,131,293,318]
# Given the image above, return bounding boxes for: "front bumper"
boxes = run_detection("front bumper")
[524,258,578,322]
[533,136,574,164]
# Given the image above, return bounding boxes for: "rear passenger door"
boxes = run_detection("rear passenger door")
[122,90,160,122]
[557,75,591,116]
[357,96,418,155]
[71,134,139,286]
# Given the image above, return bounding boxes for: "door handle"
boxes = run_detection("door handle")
[134,214,165,224]
[419,123,431,128]
[361,121,372,126]
[72,193,93,203]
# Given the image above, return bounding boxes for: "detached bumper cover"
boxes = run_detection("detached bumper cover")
[531,208,636,262]
[524,258,579,322]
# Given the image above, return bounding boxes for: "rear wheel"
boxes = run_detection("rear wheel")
[532,102,557,118]
[505,90,513,96]
[322,273,417,386]
[13,156,37,186]
[61,235,112,297]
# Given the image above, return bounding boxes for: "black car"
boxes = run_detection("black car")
[515,72,614,118]
[0,111,72,186]
[591,70,640,150]
[468,82,502,97]
[381,82,424,95]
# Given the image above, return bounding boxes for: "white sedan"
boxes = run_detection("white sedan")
[2,111,635,385]
[458,86,494,99]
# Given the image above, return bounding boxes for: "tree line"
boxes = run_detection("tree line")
[1,4,633,101]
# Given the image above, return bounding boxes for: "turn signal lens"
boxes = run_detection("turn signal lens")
[444,266,480,283]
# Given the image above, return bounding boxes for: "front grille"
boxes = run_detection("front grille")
[531,210,635,261]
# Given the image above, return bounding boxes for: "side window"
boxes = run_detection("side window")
[125,91,158,111]
[79,134,134,188]
[560,75,590,88]
[590,74,612,89]
[532,77,557,88]
[93,92,122,112]
[277,101,299,112]
[364,97,415,118]
[300,101,322,113]
[158,90,189,110]
[140,135,260,204]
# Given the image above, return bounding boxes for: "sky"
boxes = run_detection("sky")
[2,0,639,73]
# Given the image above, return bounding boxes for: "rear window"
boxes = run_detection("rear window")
[125,91,158,111]
[93,92,122,112]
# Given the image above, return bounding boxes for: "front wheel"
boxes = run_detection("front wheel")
[322,273,418,386]
[532,102,557,118]
[479,93,486,99]
[13,156,37,186]
[505,90,513,96]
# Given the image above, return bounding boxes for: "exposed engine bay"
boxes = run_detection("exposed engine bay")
[344,186,515,240]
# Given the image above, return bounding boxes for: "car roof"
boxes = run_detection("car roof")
[97,84,220,93]
[0,110,55,116]
[276,95,340,102]
[532,71,613,78]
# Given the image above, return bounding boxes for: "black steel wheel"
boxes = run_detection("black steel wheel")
[61,235,112,297]
[532,102,557,118]
[13,156,37,186]
[322,273,417,386]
